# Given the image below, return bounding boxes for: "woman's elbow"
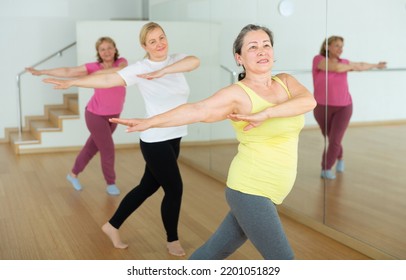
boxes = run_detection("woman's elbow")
[301,94,317,112]
[193,59,201,70]
[106,73,125,87]
[308,96,317,110]
[189,56,201,70]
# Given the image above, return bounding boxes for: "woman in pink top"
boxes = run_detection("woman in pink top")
[27,37,128,194]
[312,36,386,179]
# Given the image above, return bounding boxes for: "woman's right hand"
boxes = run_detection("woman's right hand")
[25,67,42,76]
[377,61,387,69]
[228,110,269,131]
[43,78,72,89]
[137,69,165,80]
[109,118,151,132]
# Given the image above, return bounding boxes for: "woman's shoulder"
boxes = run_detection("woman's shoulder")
[85,61,102,73]
[313,54,325,62]
[229,81,257,98]
[274,72,288,78]
[126,58,147,67]
[273,73,290,83]
[115,57,128,66]
[219,82,246,95]
[116,57,128,62]
[85,61,100,67]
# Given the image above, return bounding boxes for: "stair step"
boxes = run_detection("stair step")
[8,131,39,154]
[30,119,58,130]
[9,131,40,144]
[4,93,79,154]
[29,120,59,139]
[67,97,79,114]
[49,108,79,126]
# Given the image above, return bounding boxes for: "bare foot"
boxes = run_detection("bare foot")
[167,240,186,256]
[101,222,128,249]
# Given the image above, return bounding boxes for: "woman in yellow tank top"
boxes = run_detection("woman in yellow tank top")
[110,24,316,259]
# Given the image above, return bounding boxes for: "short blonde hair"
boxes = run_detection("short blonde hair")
[139,22,165,58]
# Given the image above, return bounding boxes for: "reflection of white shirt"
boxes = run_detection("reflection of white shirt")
[118,53,190,143]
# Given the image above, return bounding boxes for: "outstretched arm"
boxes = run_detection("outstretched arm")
[43,72,126,89]
[110,85,242,132]
[317,58,354,72]
[350,61,387,71]
[317,58,387,73]
[137,56,200,79]
[91,59,128,75]
[26,65,88,78]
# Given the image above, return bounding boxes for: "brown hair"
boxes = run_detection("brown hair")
[319,36,344,57]
[95,37,119,63]
[233,24,274,81]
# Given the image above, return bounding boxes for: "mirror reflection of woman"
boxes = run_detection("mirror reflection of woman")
[312,36,387,179]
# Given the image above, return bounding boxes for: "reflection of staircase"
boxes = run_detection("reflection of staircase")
[6,93,79,154]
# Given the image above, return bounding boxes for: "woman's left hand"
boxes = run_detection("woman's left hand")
[377,61,387,69]
[227,111,268,131]
[109,118,151,132]
[137,69,165,80]
[43,78,72,89]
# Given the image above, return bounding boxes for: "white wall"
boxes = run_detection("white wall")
[18,20,221,150]
[327,0,406,122]
[150,0,406,126]
[0,0,143,139]
[2,0,406,147]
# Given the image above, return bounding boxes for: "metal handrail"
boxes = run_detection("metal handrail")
[274,69,311,74]
[371,67,406,72]
[15,42,76,139]
[220,65,238,84]
[220,67,313,80]
[274,68,406,74]
[219,65,406,86]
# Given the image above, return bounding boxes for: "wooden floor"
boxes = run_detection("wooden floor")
[0,143,370,260]
[181,124,406,260]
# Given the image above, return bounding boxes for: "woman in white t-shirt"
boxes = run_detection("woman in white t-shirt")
[43,22,200,256]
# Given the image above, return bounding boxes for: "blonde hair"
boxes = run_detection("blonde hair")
[319,36,344,57]
[95,37,119,63]
[139,22,165,58]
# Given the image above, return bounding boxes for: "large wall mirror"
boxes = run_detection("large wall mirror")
[149,0,405,259]
[322,0,406,259]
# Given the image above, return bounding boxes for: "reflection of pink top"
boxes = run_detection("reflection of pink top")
[85,57,127,115]
[312,54,352,106]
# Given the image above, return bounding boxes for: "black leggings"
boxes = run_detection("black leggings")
[109,138,183,242]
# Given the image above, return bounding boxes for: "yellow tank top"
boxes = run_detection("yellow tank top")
[226,76,305,204]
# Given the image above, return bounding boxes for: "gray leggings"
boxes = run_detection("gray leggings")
[189,187,294,260]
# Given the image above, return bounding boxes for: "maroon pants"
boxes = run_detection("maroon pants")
[72,108,119,185]
[313,103,353,170]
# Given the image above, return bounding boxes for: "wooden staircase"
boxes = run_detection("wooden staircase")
[5,93,79,154]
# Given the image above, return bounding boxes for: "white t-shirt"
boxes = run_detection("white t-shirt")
[118,53,190,143]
